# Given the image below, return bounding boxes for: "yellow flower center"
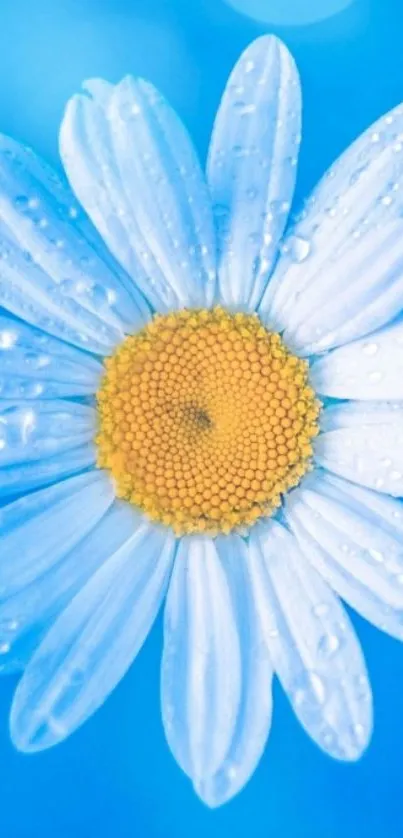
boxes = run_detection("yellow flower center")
[96,307,320,535]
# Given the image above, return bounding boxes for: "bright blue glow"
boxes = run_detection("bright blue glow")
[223,0,355,25]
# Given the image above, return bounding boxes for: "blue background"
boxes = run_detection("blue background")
[0,0,403,835]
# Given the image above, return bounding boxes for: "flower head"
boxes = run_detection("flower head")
[0,34,402,808]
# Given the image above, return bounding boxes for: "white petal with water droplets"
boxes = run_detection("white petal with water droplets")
[316,401,403,494]
[0,471,115,595]
[0,400,95,466]
[11,520,176,751]
[248,519,372,760]
[60,77,216,312]
[0,399,96,496]
[285,472,403,640]
[207,35,300,310]
[0,134,150,352]
[310,316,403,400]
[161,537,242,784]
[194,535,273,808]
[260,103,403,354]
[0,501,143,674]
[0,314,103,399]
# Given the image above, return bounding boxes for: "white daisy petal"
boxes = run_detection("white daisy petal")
[0,446,96,501]
[0,135,150,353]
[285,472,403,639]
[310,316,403,401]
[0,501,143,674]
[10,520,176,752]
[207,35,301,310]
[161,536,242,784]
[194,534,273,808]
[0,399,97,496]
[249,519,372,760]
[60,77,216,312]
[0,314,103,399]
[316,401,403,495]
[0,471,114,594]
[0,400,96,466]
[259,103,403,354]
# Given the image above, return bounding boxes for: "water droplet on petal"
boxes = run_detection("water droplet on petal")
[362,342,379,356]
[288,235,311,263]
[368,371,383,383]
[313,603,330,617]
[318,633,341,659]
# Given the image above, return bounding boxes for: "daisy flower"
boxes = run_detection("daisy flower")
[1,34,403,808]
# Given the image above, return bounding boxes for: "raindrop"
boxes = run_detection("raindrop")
[352,722,367,744]
[15,195,28,208]
[24,352,51,369]
[317,633,341,659]
[362,342,379,356]
[368,371,383,383]
[293,670,326,706]
[69,665,88,686]
[232,144,249,158]
[0,330,17,349]
[0,619,19,633]
[369,548,384,563]
[313,603,330,617]
[288,235,311,263]
[269,199,290,216]
[214,203,230,220]
[233,102,256,116]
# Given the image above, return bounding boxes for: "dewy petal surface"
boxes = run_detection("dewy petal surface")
[11,519,176,752]
[0,471,114,595]
[0,134,150,353]
[0,314,103,399]
[285,471,403,641]
[0,399,97,496]
[161,537,242,786]
[0,501,143,674]
[60,77,216,312]
[248,520,372,760]
[207,35,301,311]
[0,400,96,466]
[310,316,403,401]
[194,535,273,808]
[260,103,403,354]
[316,401,403,495]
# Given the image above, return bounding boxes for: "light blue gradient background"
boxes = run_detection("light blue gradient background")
[0,0,402,835]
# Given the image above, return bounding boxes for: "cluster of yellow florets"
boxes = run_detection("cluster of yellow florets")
[96,306,320,535]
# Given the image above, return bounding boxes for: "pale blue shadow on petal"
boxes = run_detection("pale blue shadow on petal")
[223,0,356,26]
